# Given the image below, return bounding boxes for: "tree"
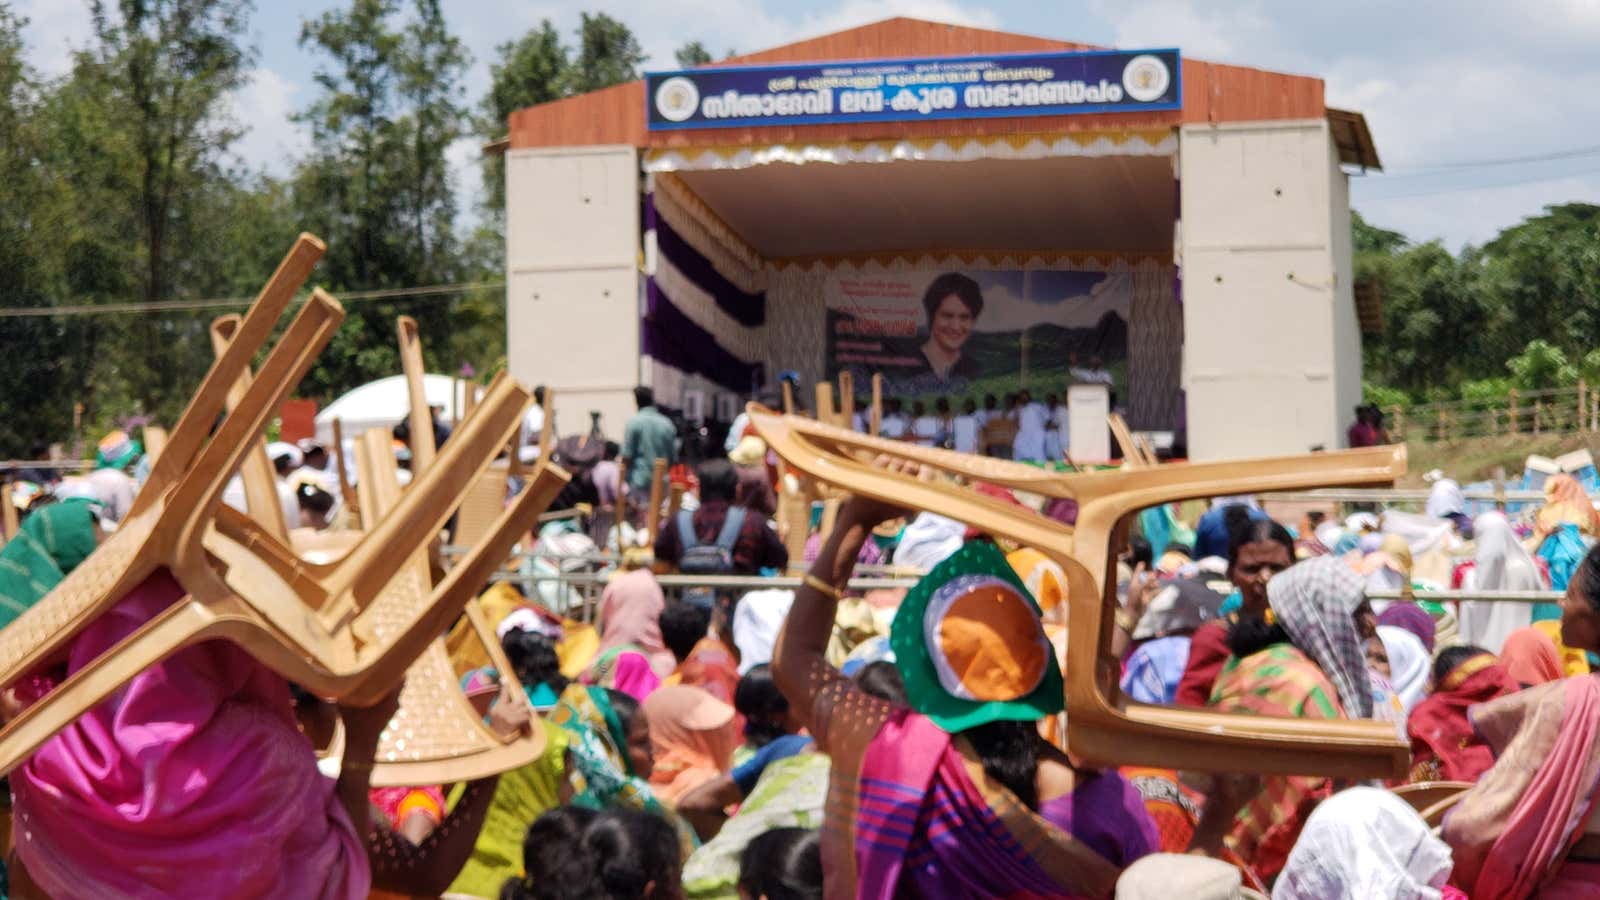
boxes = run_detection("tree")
[480,20,567,211]
[567,12,645,94]
[52,0,255,421]
[674,40,712,68]
[294,0,475,398]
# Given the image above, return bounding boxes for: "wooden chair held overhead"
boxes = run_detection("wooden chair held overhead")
[749,406,1411,780]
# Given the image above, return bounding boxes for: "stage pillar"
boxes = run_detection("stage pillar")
[505,145,642,439]
[1178,119,1360,461]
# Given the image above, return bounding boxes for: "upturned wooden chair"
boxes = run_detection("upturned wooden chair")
[750,406,1411,780]
[350,426,557,785]
[0,282,345,775]
[0,237,567,775]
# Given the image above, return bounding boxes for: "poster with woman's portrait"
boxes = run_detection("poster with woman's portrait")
[825,269,1131,400]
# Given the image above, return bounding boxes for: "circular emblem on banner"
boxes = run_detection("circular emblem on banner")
[1122,55,1171,103]
[655,76,700,122]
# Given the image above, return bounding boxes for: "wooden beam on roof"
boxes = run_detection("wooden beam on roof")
[1327,108,1381,171]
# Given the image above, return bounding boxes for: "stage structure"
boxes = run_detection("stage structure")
[494,18,1380,461]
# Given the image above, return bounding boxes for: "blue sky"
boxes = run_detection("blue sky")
[15,0,1600,250]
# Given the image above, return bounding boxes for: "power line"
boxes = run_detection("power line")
[1382,143,1600,174]
[0,281,506,319]
[1355,163,1600,202]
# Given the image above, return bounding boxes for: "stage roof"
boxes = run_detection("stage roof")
[502,16,1374,166]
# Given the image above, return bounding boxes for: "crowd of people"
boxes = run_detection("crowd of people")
[6,404,1600,898]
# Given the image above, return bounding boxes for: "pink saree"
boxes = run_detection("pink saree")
[1444,674,1600,899]
[11,569,369,899]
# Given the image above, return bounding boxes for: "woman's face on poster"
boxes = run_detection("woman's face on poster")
[931,293,975,354]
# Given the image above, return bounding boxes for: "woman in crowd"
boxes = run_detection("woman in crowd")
[1377,600,1437,653]
[1377,624,1430,716]
[8,567,376,897]
[1499,625,1568,687]
[1206,556,1376,880]
[1457,510,1548,652]
[588,568,678,700]
[0,497,100,628]
[774,478,1157,899]
[1274,787,1457,900]
[501,807,683,900]
[1174,511,1296,707]
[1442,542,1600,896]
[1537,473,1600,540]
[1119,576,1227,705]
[446,631,575,899]
[644,684,741,806]
[549,682,661,813]
[737,828,823,900]
[1407,645,1519,783]
[679,665,902,899]
[660,600,740,706]
[1426,477,1474,538]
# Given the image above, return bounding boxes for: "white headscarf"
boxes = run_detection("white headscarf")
[1273,786,1453,900]
[1425,478,1466,519]
[1376,625,1429,715]
[1119,853,1262,899]
[891,512,966,573]
[1457,510,1543,653]
[732,588,794,675]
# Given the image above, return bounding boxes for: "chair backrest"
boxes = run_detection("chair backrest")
[397,315,436,472]
[749,406,1411,779]
[130,234,324,520]
[210,314,290,540]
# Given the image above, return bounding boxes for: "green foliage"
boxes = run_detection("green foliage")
[1362,382,1410,411]
[1459,377,1514,406]
[674,41,712,67]
[1505,339,1577,390]
[293,0,474,399]
[568,12,646,94]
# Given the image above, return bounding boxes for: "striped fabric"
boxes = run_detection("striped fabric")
[1209,643,1342,881]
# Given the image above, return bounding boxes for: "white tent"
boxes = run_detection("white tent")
[314,374,481,443]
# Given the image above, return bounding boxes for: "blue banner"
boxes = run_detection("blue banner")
[645,48,1180,131]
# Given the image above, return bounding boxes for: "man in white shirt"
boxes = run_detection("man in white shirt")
[910,400,941,447]
[974,393,999,429]
[1012,390,1049,461]
[952,398,980,454]
[879,398,909,440]
[1070,354,1115,386]
[520,385,550,461]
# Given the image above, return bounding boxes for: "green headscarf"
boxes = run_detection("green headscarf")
[0,499,100,628]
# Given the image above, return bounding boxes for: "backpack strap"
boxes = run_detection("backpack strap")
[676,508,700,550]
[713,506,747,552]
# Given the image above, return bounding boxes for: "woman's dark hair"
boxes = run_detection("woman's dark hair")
[295,481,335,514]
[854,661,908,705]
[659,601,710,662]
[499,806,599,900]
[1434,645,1491,685]
[738,828,823,900]
[735,664,791,748]
[697,458,739,503]
[502,629,567,695]
[1579,543,1600,613]
[921,272,984,320]
[1225,507,1295,571]
[604,688,640,735]
[1126,536,1152,569]
[1227,617,1294,660]
[962,719,1040,810]
[584,809,681,900]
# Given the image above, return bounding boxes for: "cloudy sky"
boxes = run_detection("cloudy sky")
[15,0,1600,250]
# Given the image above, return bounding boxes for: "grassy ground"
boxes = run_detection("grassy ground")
[1399,432,1598,486]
